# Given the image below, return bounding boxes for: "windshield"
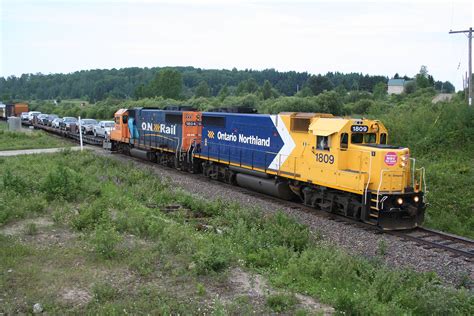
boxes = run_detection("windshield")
[82,119,97,124]
[64,117,77,122]
[104,122,115,127]
[351,133,377,144]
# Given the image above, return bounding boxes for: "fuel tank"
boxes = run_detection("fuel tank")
[130,148,151,160]
[235,173,296,200]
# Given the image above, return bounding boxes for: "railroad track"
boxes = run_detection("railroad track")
[27,121,474,261]
[388,227,474,261]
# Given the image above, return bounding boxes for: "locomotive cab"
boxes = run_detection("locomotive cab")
[340,119,426,229]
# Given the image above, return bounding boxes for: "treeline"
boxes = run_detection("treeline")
[1,66,389,102]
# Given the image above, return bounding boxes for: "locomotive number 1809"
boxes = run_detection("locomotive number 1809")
[316,153,335,164]
[351,125,369,133]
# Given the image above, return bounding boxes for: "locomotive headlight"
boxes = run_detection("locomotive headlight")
[400,161,407,167]
[413,196,420,203]
[396,197,404,205]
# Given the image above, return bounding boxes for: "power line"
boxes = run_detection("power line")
[449,27,472,106]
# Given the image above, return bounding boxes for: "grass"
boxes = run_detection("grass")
[0,121,71,151]
[0,150,472,314]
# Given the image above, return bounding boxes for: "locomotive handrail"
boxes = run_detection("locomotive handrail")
[416,167,427,200]
[364,152,373,205]
[376,169,390,208]
[410,158,416,187]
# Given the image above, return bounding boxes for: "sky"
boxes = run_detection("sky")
[0,0,473,90]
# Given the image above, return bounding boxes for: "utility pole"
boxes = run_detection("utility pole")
[449,27,472,106]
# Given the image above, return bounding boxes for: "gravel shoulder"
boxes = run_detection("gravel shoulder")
[92,148,473,288]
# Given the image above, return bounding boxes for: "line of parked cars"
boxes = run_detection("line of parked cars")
[21,111,115,138]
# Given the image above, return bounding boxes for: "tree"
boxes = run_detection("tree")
[262,80,273,100]
[218,84,229,100]
[236,78,259,95]
[415,65,431,89]
[134,84,146,99]
[441,81,455,93]
[404,81,417,94]
[306,75,334,96]
[157,69,183,100]
[195,81,210,98]
[373,82,387,99]
[394,73,400,79]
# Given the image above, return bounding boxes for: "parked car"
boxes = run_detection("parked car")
[78,119,98,134]
[45,114,59,126]
[93,121,115,137]
[27,111,41,122]
[59,117,78,131]
[20,112,29,121]
[36,114,50,125]
[51,118,63,128]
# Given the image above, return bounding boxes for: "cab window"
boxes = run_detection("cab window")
[122,115,128,124]
[351,133,363,144]
[340,133,348,149]
[364,133,376,143]
[351,133,376,144]
[380,133,387,144]
[316,136,330,151]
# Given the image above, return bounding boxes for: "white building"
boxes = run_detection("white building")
[387,79,406,94]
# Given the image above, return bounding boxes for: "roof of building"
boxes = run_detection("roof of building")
[388,79,405,86]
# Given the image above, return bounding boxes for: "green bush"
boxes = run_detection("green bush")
[42,164,83,201]
[72,200,110,231]
[89,224,122,259]
[192,239,231,275]
[2,169,29,194]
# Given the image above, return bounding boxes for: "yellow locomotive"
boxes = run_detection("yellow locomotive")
[272,113,425,229]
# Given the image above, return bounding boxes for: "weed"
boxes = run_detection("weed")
[377,239,387,256]
[196,283,206,296]
[266,293,298,312]
[92,282,117,303]
[129,250,157,277]
[24,223,38,235]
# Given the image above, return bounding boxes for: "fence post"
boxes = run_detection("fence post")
[78,116,83,151]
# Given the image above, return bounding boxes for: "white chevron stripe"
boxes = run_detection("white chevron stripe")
[269,115,296,170]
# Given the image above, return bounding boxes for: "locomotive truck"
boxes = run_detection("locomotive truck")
[106,107,426,230]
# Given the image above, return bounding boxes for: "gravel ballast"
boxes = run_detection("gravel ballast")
[94,149,473,288]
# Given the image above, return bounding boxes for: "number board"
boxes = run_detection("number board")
[351,125,368,133]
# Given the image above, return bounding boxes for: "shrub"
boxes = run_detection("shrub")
[89,224,122,259]
[2,169,28,194]
[72,201,110,231]
[192,240,230,275]
[42,164,83,201]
